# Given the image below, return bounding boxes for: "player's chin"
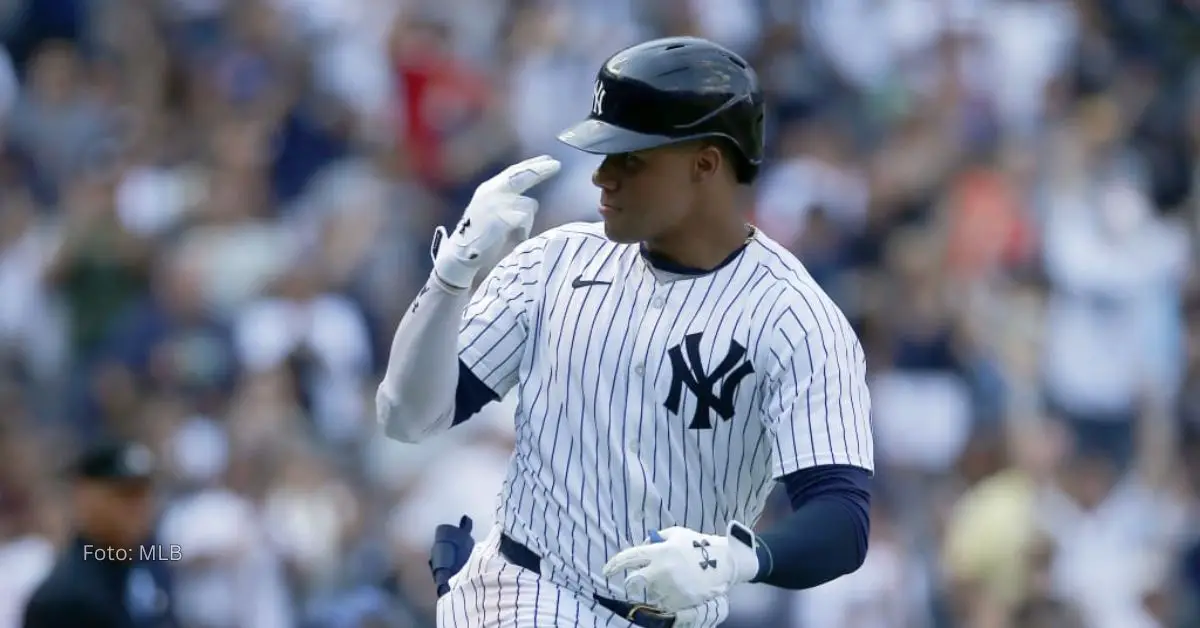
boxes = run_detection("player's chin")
[599,215,642,244]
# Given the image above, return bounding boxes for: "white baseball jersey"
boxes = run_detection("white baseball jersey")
[442,221,874,627]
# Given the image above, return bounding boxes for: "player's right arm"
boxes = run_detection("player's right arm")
[376,156,560,443]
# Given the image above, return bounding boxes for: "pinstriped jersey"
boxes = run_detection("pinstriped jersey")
[457,221,874,606]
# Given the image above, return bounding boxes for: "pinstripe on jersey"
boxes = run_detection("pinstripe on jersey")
[456,221,874,623]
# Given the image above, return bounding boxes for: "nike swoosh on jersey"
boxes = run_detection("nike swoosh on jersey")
[571,276,612,288]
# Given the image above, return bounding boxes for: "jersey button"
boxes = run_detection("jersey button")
[650,298,665,309]
[634,364,645,376]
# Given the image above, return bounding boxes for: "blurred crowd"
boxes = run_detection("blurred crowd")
[0,0,1199,626]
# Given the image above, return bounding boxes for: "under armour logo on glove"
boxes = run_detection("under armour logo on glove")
[693,540,717,570]
[428,155,559,290]
[602,521,761,612]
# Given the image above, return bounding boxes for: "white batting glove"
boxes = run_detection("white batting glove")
[602,521,763,612]
[431,155,562,290]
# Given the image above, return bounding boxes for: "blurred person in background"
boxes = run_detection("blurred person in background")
[1039,142,1190,468]
[22,440,176,628]
[45,159,155,435]
[156,416,293,628]
[1035,435,1189,628]
[0,426,61,628]
[259,436,361,598]
[46,163,152,362]
[6,39,113,202]
[232,257,373,444]
[94,248,239,420]
[753,117,870,304]
[792,501,933,628]
[940,420,1068,623]
[386,9,509,208]
[0,179,66,412]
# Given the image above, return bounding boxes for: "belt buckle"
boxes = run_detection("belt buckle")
[625,603,670,621]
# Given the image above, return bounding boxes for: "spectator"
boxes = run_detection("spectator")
[7,40,112,201]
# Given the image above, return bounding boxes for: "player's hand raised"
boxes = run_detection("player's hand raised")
[431,155,562,290]
[602,521,762,613]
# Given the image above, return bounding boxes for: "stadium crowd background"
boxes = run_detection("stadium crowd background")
[0,0,1199,626]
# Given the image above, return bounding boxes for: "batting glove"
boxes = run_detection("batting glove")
[602,521,763,612]
[431,155,562,291]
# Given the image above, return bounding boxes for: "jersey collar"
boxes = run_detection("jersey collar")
[638,226,756,276]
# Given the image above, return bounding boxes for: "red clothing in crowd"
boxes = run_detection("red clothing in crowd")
[393,46,492,187]
[945,167,1037,280]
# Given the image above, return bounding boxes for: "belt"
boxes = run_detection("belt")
[498,534,676,628]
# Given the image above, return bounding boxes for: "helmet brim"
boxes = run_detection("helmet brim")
[556,119,681,155]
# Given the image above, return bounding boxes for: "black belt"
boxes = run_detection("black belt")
[498,534,676,628]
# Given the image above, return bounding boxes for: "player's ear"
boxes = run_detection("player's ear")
[691,143,722,183]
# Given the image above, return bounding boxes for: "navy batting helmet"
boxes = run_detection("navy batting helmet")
[556,36,766,183]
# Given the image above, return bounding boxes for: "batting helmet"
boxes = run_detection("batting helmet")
[556,36,766,183]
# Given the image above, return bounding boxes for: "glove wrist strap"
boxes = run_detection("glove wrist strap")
[431,267,472,293]
[726,521,763,584]
[429,226,476,291]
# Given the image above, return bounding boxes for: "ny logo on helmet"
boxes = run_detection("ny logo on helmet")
[591,81,606,116]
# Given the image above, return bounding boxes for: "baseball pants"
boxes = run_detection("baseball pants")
[436,526,727,627]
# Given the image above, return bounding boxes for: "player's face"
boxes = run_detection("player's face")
[76,479,157,547]
[591,145,705,243]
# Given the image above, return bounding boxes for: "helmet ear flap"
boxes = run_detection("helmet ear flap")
[722,101,765,184]
[734,155,759,185]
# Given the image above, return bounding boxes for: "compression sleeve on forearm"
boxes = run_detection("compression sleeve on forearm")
[376,276,472,443]
[750,465,871,590]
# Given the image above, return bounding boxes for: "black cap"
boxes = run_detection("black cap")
[71,440,157,482]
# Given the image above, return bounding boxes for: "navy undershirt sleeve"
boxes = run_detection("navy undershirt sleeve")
[750,465,872,589]
[453,359,500,425]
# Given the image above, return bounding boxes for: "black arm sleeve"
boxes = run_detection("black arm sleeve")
[750,465,872,589]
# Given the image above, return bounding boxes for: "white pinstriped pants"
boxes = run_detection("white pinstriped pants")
[436,526,725,628]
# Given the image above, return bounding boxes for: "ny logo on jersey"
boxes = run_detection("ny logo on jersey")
[591,81,606,116]
[665,333,755,430]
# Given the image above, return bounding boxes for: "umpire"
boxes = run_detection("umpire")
[23,439,177,628]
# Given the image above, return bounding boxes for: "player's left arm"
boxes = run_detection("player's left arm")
[749,466,871,589]
[748,302,874,590]
[604,300,873,608]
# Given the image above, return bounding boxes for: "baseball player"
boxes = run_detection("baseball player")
[378,36,874,627]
